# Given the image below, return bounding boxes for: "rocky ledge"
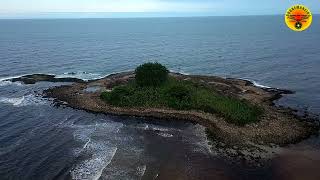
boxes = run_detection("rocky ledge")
[10,74,85,84]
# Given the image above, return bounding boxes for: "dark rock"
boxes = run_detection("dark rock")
[9,74,85,84]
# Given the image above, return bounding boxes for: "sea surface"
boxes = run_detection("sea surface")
[0,16,319,180]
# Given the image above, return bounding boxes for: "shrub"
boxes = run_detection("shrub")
[165,84,192,109]
[166,84,191,100]
[100,86,133,107]
[135,62,169,87]
[101,70,263,125]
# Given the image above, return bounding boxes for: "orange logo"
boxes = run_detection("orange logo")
[285,5,312,31]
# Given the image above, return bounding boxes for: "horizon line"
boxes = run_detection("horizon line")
[0,13,296,20]
[0,12,318,20]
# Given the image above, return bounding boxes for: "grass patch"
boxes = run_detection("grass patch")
[100,77,262,125]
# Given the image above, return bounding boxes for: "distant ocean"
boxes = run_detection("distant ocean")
[0,16,319,179]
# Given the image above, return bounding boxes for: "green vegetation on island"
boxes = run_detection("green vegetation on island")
[101,63,262,125]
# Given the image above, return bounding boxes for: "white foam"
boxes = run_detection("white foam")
[71,144,117,180]
[0,94,46,107]
[135,124,149,130]
[136,165,147,177]
[251,81,271,89]
[157,132,174,138]
[70,121,123,145]
[150,126,169,132]
[239,78,272,89]
[188,125,213,155]
[0,80,22,87]
[98,121,124,133]
[0,75,24,87]
[73,125,96,140]
[141,124,182,135]
[82,139,91,150]
[0,75,24,81]
[171,70,190,75]
[0,97,24,106]
[70,120,123,180]
[56,72,104,81]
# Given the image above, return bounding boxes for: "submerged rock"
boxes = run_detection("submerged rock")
[9,74,85,84]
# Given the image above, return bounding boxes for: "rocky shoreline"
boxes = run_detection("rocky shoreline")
[7,72,319,163]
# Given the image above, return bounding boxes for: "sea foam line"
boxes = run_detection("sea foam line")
[0,94,46,107]
[238,78,272,89]
[56,72,104,81]
[0,97,24,106]
[0,72,104,86]
[0,75,25,86]
[251,80,271,89]
[93,147,117,180]
[71,145,118,180]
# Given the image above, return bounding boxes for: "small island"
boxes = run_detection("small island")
[10,63,317,161]
[101,63,262,126]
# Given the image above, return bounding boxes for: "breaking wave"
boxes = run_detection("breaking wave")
[69,120,123,180]
[71,144,118,180]
[56,71,104,81]
[239,78,272,89]
[0,94,46,107]
[157,132,174,138]
[0,76,24,87]
[251,80,271,89]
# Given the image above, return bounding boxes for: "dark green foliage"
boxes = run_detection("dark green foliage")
[100,86,134,107]
[135,62,169,87]
[101,77,262,125]
[101,63,262,125]
[165,84,192,109]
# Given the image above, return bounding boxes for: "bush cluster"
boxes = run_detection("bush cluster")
[165,84,192,109]
[135,62,168,87]
[101,63,263,125]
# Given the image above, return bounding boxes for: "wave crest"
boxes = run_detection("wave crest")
[56,72,103,81]
[0,94,46,107]
[0,76,24,87]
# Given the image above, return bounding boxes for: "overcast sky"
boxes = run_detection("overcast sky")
[0,0,318,18]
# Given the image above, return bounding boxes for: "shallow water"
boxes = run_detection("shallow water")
[0,16,319,179]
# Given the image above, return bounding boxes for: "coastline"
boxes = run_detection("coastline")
[7,71,319,163]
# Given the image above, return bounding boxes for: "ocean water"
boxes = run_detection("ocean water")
[0,16,319,179]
